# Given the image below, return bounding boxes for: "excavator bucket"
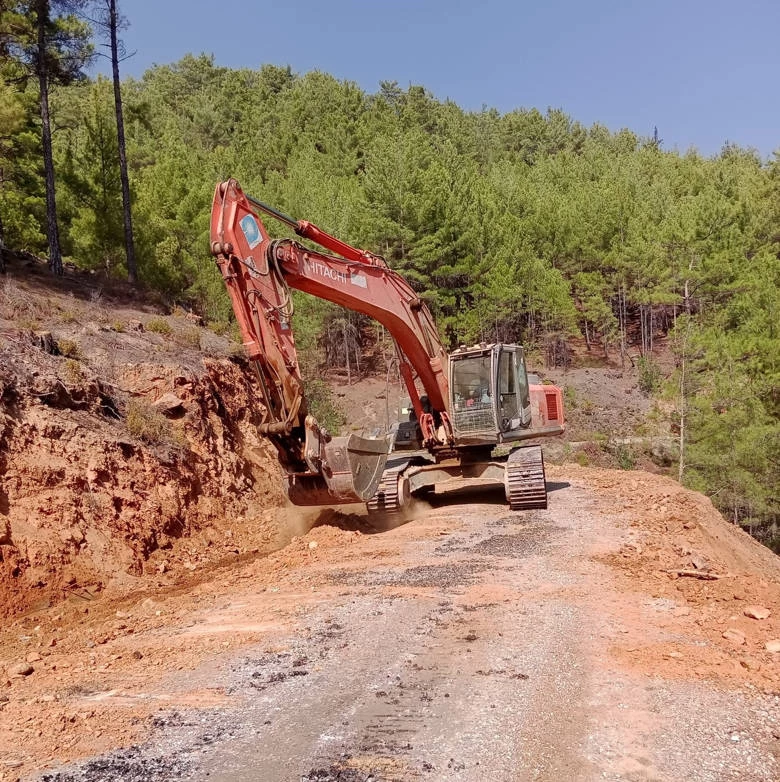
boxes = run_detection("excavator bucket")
[324,434,390,502]
[286,432,390,507]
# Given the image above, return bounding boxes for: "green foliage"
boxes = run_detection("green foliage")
[145,316,171,335]
[637,356,662,394]
[302,377,345,434]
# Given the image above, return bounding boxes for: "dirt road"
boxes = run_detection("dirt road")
[4,466,775,782]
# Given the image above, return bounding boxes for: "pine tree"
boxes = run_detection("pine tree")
[3,0,92,274]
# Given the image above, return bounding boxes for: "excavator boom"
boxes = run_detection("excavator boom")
[210,179,452,505]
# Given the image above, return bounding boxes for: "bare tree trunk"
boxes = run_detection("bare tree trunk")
[678,340,686,483]
[648,304,653,353]
[0,207,6,273]
[678,277,693,483]
[343,319,351,385]
[107,0,136,283]
[36,0,63,275]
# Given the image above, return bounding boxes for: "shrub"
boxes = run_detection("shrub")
[637,356,662,394]
[612,443,636,470]
[63,359,84,384]
[58,339,81,359]
[173,327,201,349]
[146,317,172,335]
[207,320,230,336]
[304,377,346,434]
[126,399,171,445]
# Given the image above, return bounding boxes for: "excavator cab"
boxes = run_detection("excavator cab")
[449,345,532,445]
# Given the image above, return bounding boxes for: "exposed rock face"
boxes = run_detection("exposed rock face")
[0,339,285,618]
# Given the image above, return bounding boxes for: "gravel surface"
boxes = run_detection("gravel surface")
[28,476,780,781]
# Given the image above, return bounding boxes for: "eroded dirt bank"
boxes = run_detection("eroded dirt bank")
[0,466,778,781]
[1,271,286,620]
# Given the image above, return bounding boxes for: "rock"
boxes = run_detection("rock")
[743,605,771,620]
[690,554,710,571]
[26,652,42,663]
[127,320,144,332]
[10,662,34,677]
[764,640,780,653]
[739,657,761,672]
[132,651,143,660]
[308,541,318,550]
[722,628,746,645]
[673,606,691,617]
[683,521,697,530]
[153,392,185,415]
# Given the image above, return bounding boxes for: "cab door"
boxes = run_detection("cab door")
[497,346,532,433]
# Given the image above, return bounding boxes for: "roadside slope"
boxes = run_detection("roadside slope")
[0,267,286,619]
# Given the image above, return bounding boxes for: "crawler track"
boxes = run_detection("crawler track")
[366,464,407,515]
[505,445,548,510]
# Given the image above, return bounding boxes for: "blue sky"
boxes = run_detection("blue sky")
[94,0,779,158]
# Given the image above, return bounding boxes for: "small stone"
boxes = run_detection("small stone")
[10,663,34,677]
[26,652,42,663]
[764,640,780,653]
[673,606,691,617]
[153,392,185,415]
[739,658,761,672]
[127,320,144,332]
[722,628,746,645]
[308,541,318,550]
[132,651,143,660]
[730,734,740,742]
[744,605,770,620]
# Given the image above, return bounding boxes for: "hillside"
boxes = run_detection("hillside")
[0,259,287,620]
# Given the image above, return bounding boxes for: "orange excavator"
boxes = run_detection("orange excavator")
[210,179,565,515]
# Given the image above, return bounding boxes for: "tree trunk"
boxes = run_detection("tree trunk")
[36,0,63,275]
[0,207,6,274]
[108,0,137,283]
[342,319,351,385]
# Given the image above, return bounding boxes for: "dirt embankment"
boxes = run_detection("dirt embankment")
[0,268,285,620]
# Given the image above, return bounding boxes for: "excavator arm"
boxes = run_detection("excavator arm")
[210,178,453,505]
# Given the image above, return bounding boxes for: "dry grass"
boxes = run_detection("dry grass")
[126,399,172,445]
[57,339,81,359]
[146,316,172,335]
[173,327,201,349]
[63,359,84,384]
